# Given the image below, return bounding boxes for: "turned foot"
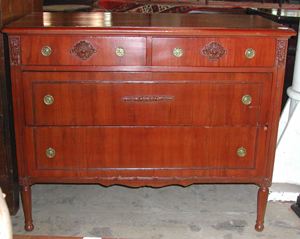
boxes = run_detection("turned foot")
[255,223,264,232]
[21,185,34,231]
[255,186,269,232]
[24,223,34,231]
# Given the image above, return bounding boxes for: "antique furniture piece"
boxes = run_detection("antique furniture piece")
[247,8,300,106]
[3,12,295,231]
[0,0,42,215]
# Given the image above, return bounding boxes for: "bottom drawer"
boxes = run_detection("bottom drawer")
[28,126,261,171]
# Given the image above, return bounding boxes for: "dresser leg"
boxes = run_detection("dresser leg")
[255,186,269,232]
[21,185,34,231]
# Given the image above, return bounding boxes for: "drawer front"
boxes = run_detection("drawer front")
[152,37,276,67]
[21,36,146,66]
[26,80,263,126]
[30,127,258,170]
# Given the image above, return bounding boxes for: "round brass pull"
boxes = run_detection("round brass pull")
[115,47,125,57]
[46,147,56,159]
[242,95,252,105]
[41,46,52,57]
[173,48,183,58]
[237,147,247,158]
[245,48,255,59]
[43,95,54,105]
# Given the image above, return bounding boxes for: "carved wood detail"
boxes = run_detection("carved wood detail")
[276,40,288,66]
[9,36,21,65]
[70,40,96,60]
[19,177,32,186]
[201,42,226,60]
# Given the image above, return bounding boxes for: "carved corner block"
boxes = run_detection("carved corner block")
[8,36,21,66]
[276,40,288,67]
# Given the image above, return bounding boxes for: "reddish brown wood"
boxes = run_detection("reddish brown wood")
[3,12,295,37]
[152,37,276,67]
[23,73,268,126]
[255,186,269,232]
[32,126,258,170]
[21,185,34,231]
[2,12,295,232]
[0,0,41,215]
[21,36,146,66]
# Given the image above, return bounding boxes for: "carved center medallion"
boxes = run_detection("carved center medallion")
[70,40,96,60]
[201,42,226,61]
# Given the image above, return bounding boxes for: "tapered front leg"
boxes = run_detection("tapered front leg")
[255,186,269,232]
[21,185,34,231]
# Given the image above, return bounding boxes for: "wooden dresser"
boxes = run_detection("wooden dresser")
[0,0,43,215]
[3,12,295,232]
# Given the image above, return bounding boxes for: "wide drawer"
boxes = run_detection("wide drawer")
[152,37,276,67]
[24,73,269,126]
[28,126,259,170]
[21,35,146,66]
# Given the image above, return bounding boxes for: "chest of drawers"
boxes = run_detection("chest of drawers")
[3,12,295,232]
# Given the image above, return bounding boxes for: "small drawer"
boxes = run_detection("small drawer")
[21,35,146,66]
[31,126,258,170]
[152,37,276,67]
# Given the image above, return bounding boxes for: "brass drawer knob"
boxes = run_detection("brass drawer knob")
[237,147,247,157]
[242,95,252,105]
[46,147,56,159]
[41,46,52,57]
[173,48,183,58]
[43,95,54,105]
[245,48,255,59]
[115,47,125,57]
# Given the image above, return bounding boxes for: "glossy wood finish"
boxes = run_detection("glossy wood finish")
[0,0,42,215]
[3,12,295,232]
[152,37,276,67]
[21,36,146,66]
[21,185,34,231]
[255,187,269,231]
[23,72,270,126]
[32,126,259,171]
[3,12,295,36]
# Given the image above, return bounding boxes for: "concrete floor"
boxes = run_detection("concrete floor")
[12,184,300,239]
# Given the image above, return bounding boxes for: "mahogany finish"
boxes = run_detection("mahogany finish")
[21,36,147,66]
[0,0,42,215]
[3,12,295,231]
[152,37,276,67]
[23,72,270,126]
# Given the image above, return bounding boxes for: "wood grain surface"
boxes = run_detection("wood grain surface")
[3,12,295,232]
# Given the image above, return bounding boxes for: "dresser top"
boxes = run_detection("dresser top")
[3,12,295,37]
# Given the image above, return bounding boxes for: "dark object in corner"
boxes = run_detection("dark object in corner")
[291,195,300,218]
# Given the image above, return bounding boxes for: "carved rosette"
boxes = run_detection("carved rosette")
[70,40,96,60]
[201,42,226,60]
[276,40,288,66]
[19,177,32,186]
[9,36,21,65]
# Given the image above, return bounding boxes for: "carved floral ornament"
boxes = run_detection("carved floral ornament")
[201,42,227,61]
[276,40,287,66]
[9,36,21,65]
[70,40,96,60]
